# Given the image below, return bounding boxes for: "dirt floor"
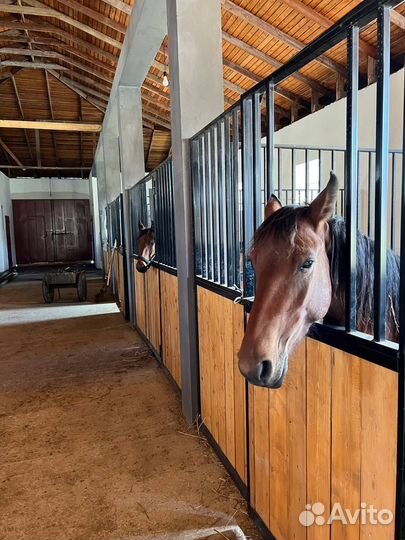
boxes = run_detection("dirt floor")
[0,278,261,540]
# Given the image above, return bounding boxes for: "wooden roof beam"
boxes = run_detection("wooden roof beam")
[0,60,68,70]
[221,0,346,77]
[52,0,127,35]
[0,137,25,168]
[142,111,170,131]
[2,165,92,171]
[47,70,107,112]
[11,74,34,162]
[146,128,156,169]
[0,120,101,132]
[224,58,311,109]
[278,0,376,58]
[0,48,114,83]
[101,0,132,16]
[0,20,119,63]
[391,9,405,31]
[0,2,123,49]
[0,37,117,75]
[222,31,330,96]
[44,70,59,166]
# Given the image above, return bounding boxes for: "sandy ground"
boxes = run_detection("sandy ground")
[0,279,261,540]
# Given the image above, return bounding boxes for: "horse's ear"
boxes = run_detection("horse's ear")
[150,220,154,232]
[138,220,145,231]
[308,172,339,228]
[264,194,282,220]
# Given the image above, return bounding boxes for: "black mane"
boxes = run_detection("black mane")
[253,207,400,340]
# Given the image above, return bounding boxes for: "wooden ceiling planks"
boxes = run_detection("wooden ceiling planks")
[1,0,405,178]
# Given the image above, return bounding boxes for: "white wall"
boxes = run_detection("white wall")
[10,178,90,200]
[272,68,404,249]
[0,171,15,272]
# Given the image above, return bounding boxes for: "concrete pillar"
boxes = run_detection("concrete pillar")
[118,85,146,326]
[89,170,103,270]
[118,86,145,188]
[103,103,121,204]
[167,0,224,423]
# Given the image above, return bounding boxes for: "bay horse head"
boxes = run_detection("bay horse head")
[238,173,339,388]
[136,220,155,273]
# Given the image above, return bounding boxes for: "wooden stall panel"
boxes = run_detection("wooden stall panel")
[103,249,110,279]
[306,338,332,540]
[134,261,146,336]
[160,271,182,388]
[197,287,247,484]
[145,266,161,355]
[331,351,398,540]
[249,338,398,540]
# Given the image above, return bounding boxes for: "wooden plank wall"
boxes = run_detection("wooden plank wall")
[160,271,182,388]
[249,337,398,540]
[103,249,110,279]
[197,286,247,484]
[134,261,147,336]
[145,266,162,355]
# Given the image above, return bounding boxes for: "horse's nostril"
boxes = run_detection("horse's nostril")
[258,359,272,382]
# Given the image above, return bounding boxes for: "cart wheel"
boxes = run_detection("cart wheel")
[42,280,54,304]
[77,272,87,302]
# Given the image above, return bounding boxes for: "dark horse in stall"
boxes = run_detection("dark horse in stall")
[238,173,400,389]
[136,221,156,273]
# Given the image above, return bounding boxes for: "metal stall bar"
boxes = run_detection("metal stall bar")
[374,5,390,342]
[233,108,241,290]
[201,135,208,279]
[192,139,202,276]
[211,126,220,283]
[253,91,262,229]
[242,96,255,297]
[224,114,234,288]
[169,161,177,269]
[266,81,275,200]
[218,120,226,285]
[345,24,359,333]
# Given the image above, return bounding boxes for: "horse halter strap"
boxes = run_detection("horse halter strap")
[138,254,155,269]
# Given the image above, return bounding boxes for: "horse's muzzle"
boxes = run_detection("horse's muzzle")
[239,355,288,389]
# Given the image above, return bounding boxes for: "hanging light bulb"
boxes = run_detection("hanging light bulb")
[162,70,169,87]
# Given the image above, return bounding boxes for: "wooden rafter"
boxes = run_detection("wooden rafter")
[1,165,91,170]
[223,58,309,109]
[47,70,107,113]
[52,0,127,34]
[391,9,405,31]
[278,0,376,58]
[0,48,114,83]
[0,2,123,49]
[221,0,346,77]
[44,71,59,166]
[34,129,41,167]
[0,120,101,132]
[11,74,34,161]
[101,0,132,16]
[0,60,68,70]
[0,137,24,167]
[222,31,330,95]
[146,128,156,169]
[0,20,119,64]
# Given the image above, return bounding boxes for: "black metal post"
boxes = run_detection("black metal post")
[345,24,359,333]
[374,5,390,342]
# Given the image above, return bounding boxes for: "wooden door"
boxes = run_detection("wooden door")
[53,200,92,262]
[13,199,92,264]
[13,200,54,264]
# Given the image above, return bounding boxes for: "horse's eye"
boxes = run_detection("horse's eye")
[300,259,314,272]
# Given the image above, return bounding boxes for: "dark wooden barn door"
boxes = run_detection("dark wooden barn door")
[13,199,92,265]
